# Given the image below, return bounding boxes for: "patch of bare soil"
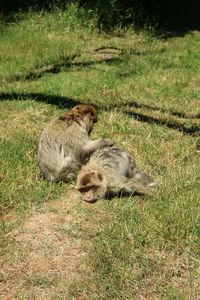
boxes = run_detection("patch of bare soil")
[137,249,200,299]
[0,191,100,299]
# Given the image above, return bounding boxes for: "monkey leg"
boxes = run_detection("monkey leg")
[107,175,151,197]
[121,178,153,196]
[132,169,155,187]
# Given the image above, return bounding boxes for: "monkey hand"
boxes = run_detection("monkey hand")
[100,138,115,147]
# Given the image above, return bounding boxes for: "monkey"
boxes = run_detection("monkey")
[75,144,156,202]
[37,104,113,182]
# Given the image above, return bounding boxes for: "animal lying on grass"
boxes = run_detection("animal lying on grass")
[38,104,113,182]
[76,144,156,202]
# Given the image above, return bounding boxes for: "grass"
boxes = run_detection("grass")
[0,5,200,299]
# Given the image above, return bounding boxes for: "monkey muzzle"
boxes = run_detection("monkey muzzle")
[83,190,97,203]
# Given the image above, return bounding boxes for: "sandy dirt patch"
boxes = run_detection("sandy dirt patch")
[0,192,93,299]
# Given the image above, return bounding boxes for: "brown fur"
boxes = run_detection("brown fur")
[58,104,97,126]
[76,145,156,202]
[80,173,92,186]
[38,104,113,182]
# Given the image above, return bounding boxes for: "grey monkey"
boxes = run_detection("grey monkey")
[38,104,113,182]
[76,144,156,202]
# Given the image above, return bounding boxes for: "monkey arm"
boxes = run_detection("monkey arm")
[81,139,114,161]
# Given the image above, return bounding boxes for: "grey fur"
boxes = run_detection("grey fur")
[90,145,155,191]
[76,144,156,201]
[37,104,113,182]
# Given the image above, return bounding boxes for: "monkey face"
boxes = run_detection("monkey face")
[79,186,100,203]
[76,170,107,202]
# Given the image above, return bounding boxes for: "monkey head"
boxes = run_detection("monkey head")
[71,104,98,133]
[76,169,107,202]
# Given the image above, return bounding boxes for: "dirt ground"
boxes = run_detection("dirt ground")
[0,192,98,299]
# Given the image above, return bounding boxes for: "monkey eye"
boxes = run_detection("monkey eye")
[79,187,91,193]
[79,186,96,193]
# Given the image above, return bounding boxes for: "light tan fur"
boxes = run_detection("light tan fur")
[38,104,113,182]
[76,145,156,202]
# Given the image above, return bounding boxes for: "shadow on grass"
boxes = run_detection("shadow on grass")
[3,55,121,83]
[123,110,200,136]
[0,92,199,136]
[121,101,200,119]
[0,92,81,109]
[156,29,192,39]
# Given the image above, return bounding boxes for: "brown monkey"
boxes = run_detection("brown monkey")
[38,104,113,182]
[76,145,156,202]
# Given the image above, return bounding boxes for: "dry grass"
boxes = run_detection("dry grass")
[0,192,111,299]
[0,8,200,299]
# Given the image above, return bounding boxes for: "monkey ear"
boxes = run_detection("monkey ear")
[84,106,98,123]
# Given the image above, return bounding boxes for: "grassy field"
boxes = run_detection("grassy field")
[0,6,200,299]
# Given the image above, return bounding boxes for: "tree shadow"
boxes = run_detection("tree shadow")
[4,55,121,83]
[1,0,200,38]
[0,92,199,136]
[123,110,200,136]
[94,46,122,53]
[156,29,192,39]
[0,92,82,109]
[120,101,200,119]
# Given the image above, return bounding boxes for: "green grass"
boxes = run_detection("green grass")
[0,6,200,299]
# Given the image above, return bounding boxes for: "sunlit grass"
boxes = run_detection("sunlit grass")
[0,7,200,299]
